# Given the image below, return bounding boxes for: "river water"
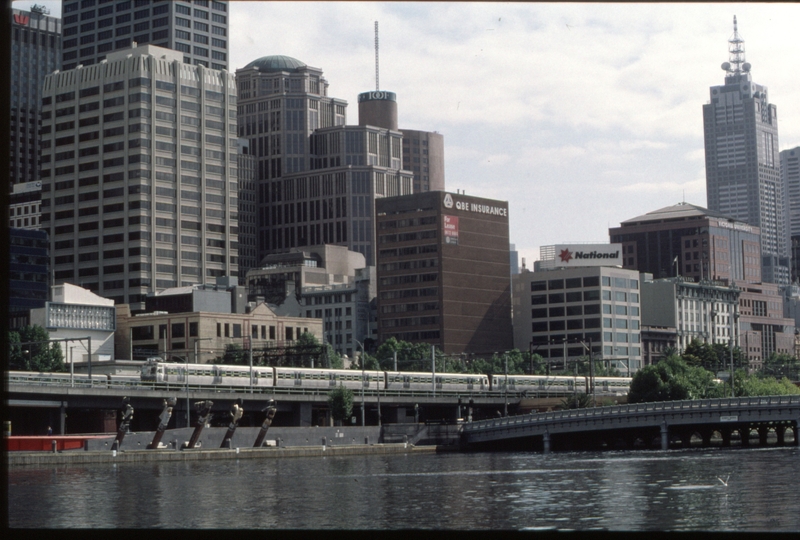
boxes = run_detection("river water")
[8,446,799,531]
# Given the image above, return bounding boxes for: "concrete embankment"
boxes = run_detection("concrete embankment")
[6,424,461,467]
[7,442,442,467]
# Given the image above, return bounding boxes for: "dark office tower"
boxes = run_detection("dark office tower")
[703,16,788,285]
[237,139,258,282]
[9,228,50,330]
[10,6,61,188]
[401,129,445,193]
[61,0,229,72]
[375,191,513,354]
[782,147,800,282]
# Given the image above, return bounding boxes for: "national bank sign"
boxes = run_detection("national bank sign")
[554,244,622,268]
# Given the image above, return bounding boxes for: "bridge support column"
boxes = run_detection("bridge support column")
[701,429,712,447]
[794,422,799,446]
[721,428,731,447]
[542,431,551,454]
[776,425,786,446]
[740,427,751,447]
[660,422,669,451]
[758,427,769,446]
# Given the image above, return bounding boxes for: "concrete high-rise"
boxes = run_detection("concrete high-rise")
[400,129,444,193]
[236,56,413,266]
[10,6,61,188]
[781,147,800,282]
[40,44,238,313]
[703,16,788,285]
[60,0,229,71]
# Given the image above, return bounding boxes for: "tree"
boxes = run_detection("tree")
[627,355,726,403]
[734,369,800,397]
[557,392,592,410]
[374,337,438,372]
[293,332,326,368]
[221,343,249,365]
[759,353,800,381]
[327,384,354,425]
[8,326,65,372]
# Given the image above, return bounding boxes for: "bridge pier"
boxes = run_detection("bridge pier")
[794,422,799,446]
[758,426,769,446]
[660,422,669,451]
[701,429,712,447]
[776,425,786,446]
[721,427,731,447]
[740,427,751,447]
[542,431,551,454]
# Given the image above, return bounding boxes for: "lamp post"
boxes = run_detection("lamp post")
[354,339,365,426]
[192,338,213,428]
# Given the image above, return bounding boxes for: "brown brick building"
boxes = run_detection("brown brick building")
[375,191,512,354]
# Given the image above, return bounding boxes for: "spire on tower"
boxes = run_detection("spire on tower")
[722,15,751,75]
[375,21,380,91]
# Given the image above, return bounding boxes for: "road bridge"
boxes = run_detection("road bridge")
[461,395,800,453]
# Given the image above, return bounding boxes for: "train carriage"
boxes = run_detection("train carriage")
[273,367,383,391]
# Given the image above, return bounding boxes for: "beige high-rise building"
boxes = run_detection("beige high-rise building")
[40,44,239,313]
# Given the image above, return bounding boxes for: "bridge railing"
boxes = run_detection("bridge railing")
[462,395,800,432]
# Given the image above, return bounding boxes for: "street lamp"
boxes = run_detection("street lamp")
[354,339,365,426]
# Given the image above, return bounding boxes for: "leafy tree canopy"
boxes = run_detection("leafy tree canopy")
[8,326,65,372]
[327,384,354,425]
[628,355,726,403]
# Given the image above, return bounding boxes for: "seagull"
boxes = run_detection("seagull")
[717,474,730,486]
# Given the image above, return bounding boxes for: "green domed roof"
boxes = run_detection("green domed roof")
[243,55,307,72]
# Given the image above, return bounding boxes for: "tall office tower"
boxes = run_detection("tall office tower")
[781,147,800,282]
[40,44,238,313]
[236,139,258,282]
[375,191,513,354]
[10,6,61,188]
[703,16,788,284]
[237,56,413,266]
[400,129,444,193]
[61,0,229,72]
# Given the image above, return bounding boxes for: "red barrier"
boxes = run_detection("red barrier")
[5,435,113,451]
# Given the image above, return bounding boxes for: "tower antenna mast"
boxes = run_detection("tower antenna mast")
[375,21,379,91]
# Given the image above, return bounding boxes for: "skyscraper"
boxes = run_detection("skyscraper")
[781,147,800,282]
[236,56,413,266]
[400,129,444,193]
[40,44,238,313]
[60,0,229,72]
[703,16,788,284]
[10,5,61,188]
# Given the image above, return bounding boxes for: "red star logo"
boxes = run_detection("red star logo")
[559,249,573,263]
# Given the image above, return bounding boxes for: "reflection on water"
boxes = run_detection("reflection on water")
[8,447,800,531]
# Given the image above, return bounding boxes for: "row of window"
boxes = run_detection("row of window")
[530,275,638,291]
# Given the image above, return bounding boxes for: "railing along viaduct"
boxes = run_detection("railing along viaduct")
[461,395,800,453]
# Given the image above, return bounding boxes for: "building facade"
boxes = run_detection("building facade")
[40,44,239,313]
[640,275,740,354]
[9,227,50,330]
[376,191,512,354]
[609,202,762,284]
[703,17,788,285]
[10,6,61,188]
[737,282,795,369]
[513,265,643,374]
[9,181,44,230]
[245,245,376,357]
[115,298,322,362]
[61,0,229,71]
[236,139,258,281]
[400,129,444,193]
[30,283,117,363]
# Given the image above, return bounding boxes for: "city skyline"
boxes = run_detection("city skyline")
[13,1,800,269]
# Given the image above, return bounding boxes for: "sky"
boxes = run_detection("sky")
[16,1,800,267]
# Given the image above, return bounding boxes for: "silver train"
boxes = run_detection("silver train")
[8,361,631,396]
[140,359,631,396]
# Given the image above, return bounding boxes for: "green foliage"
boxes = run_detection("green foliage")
[465,350,529,375]
[758,353,800,381]
[628,355,726,403]
[734,368,800,397]
[327,384,354,425]
[557,392,592,410]
[221,343,249,365]
[374,337,439,372]
[8,326,65,372]
[681,339,746,373]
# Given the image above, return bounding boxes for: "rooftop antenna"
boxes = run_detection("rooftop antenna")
[375,21,379,91]
[722,15,751,75]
